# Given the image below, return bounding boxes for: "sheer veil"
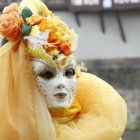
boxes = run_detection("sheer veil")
[0,40,56,140]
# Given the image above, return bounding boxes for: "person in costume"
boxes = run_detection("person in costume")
[0,0,127,140]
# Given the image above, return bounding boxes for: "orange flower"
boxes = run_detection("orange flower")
[48,31,61,46]
[3,3,18,14]
[60,44,72,56]
[38,19,54,32]
[0,12,22,40]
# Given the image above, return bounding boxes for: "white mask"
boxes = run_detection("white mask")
[31,57,77,109]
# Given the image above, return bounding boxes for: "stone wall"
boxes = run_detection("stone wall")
[84,58,140,131]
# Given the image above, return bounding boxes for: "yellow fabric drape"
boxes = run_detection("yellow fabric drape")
[0,41,56,140]
[0,40,127,140]
[55,73,127,140]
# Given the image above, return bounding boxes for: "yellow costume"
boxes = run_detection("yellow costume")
[0,40,127,140]
[0,0,127,140]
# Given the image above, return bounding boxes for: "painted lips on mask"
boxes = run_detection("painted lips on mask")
[54,93,67,99]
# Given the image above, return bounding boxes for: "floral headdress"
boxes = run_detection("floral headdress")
[0,0,78,68]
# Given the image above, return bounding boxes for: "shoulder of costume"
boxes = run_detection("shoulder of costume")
[77,72,120,96]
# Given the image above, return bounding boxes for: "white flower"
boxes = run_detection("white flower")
[24,30,52,49]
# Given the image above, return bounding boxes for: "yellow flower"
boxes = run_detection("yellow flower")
[36,1,53,17]
[19,0,52,17]
[70,29,78,51]
[38,19,51,32]
[30,25,40,36]
[26,15,42,25]
[46,47,60,58]
[36,12,73,49]
[48,30,62,46]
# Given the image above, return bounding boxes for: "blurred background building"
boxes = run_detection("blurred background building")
[0,0,140,139]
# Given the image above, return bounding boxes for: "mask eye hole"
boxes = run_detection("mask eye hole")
[39,71,54,79]
[65,68,75,78]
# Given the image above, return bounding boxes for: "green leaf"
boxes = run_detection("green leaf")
[22,7,33,22]
[59,51,63,54]
[1,38,8,47]
[21,24,32,36]
[52,55,58,60]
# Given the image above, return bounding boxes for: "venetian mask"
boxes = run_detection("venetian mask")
[31,56,77,109]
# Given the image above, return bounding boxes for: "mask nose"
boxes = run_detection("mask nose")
[57,84,65,90]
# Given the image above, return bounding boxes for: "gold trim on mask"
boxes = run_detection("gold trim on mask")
[28,47,57,68]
